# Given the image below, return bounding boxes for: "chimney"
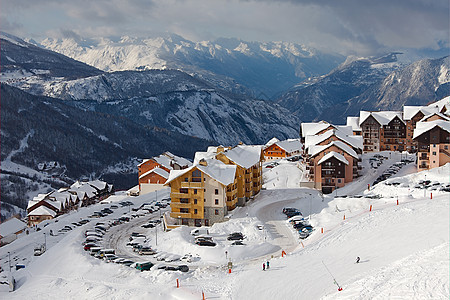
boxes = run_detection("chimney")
[199,159,208,166]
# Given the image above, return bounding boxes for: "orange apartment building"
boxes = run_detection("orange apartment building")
[263,139,302,161]
[413,120,450,171]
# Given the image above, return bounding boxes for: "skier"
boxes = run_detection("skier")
[356,256,360,264]
[266,261,270,269]
[262,263,265,271]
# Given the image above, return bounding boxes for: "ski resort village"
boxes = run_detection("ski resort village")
[1,95,449,299]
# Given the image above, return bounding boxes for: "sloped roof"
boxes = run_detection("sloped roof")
[89,180,108,190]
[275,139,302,153]
[317,151,349,165]
[304,130,363,151]
[194,147,219,164]
[420,112,450,122]
[165,159,236,186]
[360,111,404,126]
[0,217,27,237]
[222,145,262,169]
[301,121,333,138]
[428,96,450,114]
[163,152,192,167]
[265,137,280,148]
[28,205,57,217]
[309,140,358,159]
[413,120,450,139]
[346,117,361,132]
[139,167,170,179]
[403,106,439,121]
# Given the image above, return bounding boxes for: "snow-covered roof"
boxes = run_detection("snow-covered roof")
[166,159,236,186]
[222,145,262,169]
[28,205,57,217]
[274,139,302,153]
[265,137,280,148]
[194,147,219,164]
[419,112,450,122]
[309,141,358,159]
[304,130,363,151]
[360,111,404,126]
[137,159,151,167]
[88,180,108,190]
[139,167,170,179]
[301,121,333,138]
[403,106,439,121]
[69,182,97,198]
[138,153,191,169]
[346,117,361,132]
[0,217,27,237]
[317,151,349,166]
[163,152,192,168]
[428,96,450,114]
[413,120,450,139]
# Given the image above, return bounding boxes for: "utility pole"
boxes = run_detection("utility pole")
[8,252,11,272]
[44,233,47,251]
[155,223,158,246]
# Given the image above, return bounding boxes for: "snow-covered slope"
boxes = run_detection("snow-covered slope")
[2,155,448,299]
[40,34,344,97]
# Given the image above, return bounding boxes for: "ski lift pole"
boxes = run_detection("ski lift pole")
[322,260,343,291]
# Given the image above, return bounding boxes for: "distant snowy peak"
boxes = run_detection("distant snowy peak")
[0,31,29,48]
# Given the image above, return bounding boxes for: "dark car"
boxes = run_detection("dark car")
[231,241,245,246]
[227,232,245,241]
[84,242,99,251]
[135,262,154,272]
[177,265,189,272]
[298,226,314,233]
[292,222,308,229]
[286,211,302,218]
[195,240,216,247]
[141,223,155,228]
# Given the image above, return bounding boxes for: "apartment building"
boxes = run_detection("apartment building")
[263,139,302,161]
[413,120,450,171]
[359,111,405,153]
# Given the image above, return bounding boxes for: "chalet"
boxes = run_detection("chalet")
[27,206,57,226]
[0,217,27,245]
[263,139,302,161]
[403,106,439,152]
[301,121,353,143]
[304,129,363,155]
[359,111,405,152]
[428,96,450,116]
[138,152,192,195]
[307,141,359,194]
[413,120,450,171]
[165,158,237,227]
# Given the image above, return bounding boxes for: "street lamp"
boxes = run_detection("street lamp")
[44,233,47,251]
[8,252,11,273]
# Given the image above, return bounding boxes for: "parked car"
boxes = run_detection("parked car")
[141,223,155,228]
[103,254,118,263]
[195,240,216,247]
[231,241,245,246]
[139,247,156,255]
[135,262,154,272]
[227,232,245,240]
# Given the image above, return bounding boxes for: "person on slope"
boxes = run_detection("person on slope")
[356,256,360,264]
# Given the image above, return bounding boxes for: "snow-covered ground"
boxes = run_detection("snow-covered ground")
[1,153,449,299]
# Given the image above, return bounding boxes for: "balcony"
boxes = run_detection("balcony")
[170,192,190,197]
[170,202,192,209]
[170,212,192,219]
[180,182,203,188]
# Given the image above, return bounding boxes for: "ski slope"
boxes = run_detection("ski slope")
[1,153,449,299]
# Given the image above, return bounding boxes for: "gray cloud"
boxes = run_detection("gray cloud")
[0,0,448,55]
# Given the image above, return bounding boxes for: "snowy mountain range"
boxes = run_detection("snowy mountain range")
[40,34,344,98]
[277,53,450,124]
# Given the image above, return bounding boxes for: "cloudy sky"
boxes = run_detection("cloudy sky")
[1,0,449,55]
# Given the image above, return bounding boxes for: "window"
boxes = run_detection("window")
[192,170,202,182]
[215,199,219,205]
[194,209,198,214]
[194,189,197,194]
[180,198,189,204]
[337,179,342,183]
[180,208,189,213]
[179,188,188,194]
[215,209,219,215]
[184,177,188,182]
[445,146,448,150]
[215,189,219,195]
[194,199,197,204]
[432,152,436,155]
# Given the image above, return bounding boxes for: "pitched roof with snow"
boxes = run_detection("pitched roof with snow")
[420,112,450,122]
[222,145,262,169]
[413,120,450,139]
[403,106,439,121]
[304,130,363,151]
[0,217,27,237]
[194,147,219,164]
[301,121,333,138]
[346,117,361,132]
[317,151,349,165]
[428,96,450,114]
[88,180,108,190]
[265,137,280,148]
[163,152,192,168]
[28,205,57,217]
[166,159,236,187]
[139,167,170,179]
[275,139,302,153]
[359,111,404,126]
[308,140,358,159]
